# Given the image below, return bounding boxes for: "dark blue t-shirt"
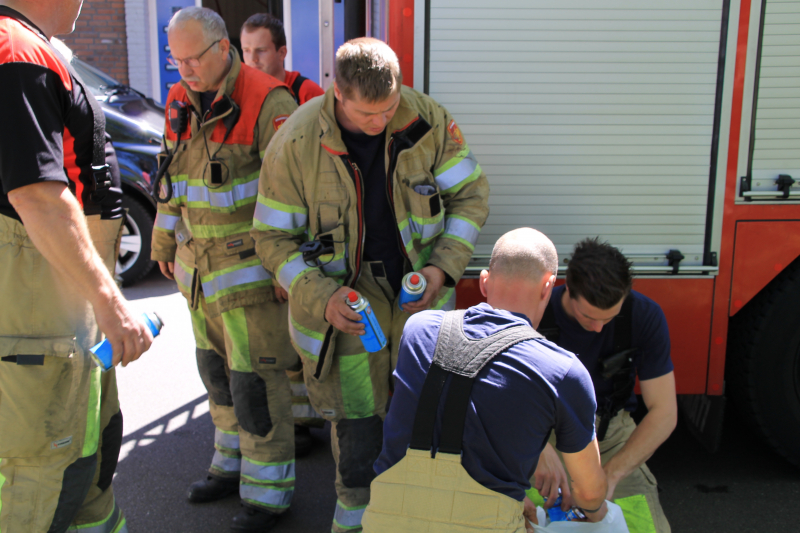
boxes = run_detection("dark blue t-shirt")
[375,303,597,501]
[549,285,674,411]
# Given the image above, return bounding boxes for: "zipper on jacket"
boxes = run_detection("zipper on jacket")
[386,136,411,263]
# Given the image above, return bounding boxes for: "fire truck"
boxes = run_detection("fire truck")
[203,0,798,465]
[372,0,800,466]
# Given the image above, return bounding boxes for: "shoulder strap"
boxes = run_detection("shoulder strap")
[611,295,633,353]
[1,7,110,194]
[290,74,307,104]
[409,310,542,455]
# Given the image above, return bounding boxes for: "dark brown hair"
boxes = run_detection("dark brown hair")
[241,13,286,50]
[565,237,633,309]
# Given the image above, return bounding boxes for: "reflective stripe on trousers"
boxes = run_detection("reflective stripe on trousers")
[67,500,127,533]
[212,429,242,474]
[334,500,367,531]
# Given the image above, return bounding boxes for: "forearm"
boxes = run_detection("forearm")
[603,407,677,484]
[10,182,121,309]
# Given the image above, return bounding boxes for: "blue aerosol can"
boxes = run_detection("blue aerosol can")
[544,495,584,522]
[90,312,164,371]
[398,272,427,310]
[347,291,387,353]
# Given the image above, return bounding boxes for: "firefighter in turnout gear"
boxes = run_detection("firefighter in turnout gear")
[150,8,298,532]
[0,1,153,531]
[251,38,490,533]
[531,238,676,533]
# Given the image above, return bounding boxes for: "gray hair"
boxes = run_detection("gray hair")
[489,228,558,282]
[168,7,228,43]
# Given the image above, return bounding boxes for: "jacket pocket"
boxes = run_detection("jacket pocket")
[403,179,445,246]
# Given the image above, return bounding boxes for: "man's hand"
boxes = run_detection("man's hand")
[93,295,154,367]
[534,443,574,509]
[274,284,289,303]
[523,496,538,532]
[401,265,446,314]
[158,261,175,281]
[325,286,366,336]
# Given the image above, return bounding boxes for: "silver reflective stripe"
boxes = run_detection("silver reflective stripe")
[240,484,293,510]
[172,180,188,199]
[444,217,480,248]
[334,501,366,528]
[321,257,347,275]
[278,254,312,291]
[186,180,259,208]
[436,288,456,311]
[399,224,413,250]
[254,201,307,231]
[155,213,180,231]
[289,319,324,358]
[201,264,272,299]
[66,502,122,533]
[215,428,240,451]
[174,261,193,289]
[242,458,295,483]
[211,450,241,474]
[292,404,323,419]
[434,151,478,192]
[409,217,444,241]
[290,382,308,396]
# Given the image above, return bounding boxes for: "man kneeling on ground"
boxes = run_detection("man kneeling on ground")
[362,228,609,532]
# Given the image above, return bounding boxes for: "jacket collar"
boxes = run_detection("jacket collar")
[319,86,421,156]
[179,48,242,117]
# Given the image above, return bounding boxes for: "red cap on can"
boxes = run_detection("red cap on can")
[348,291,359,303]
[410,274,420,285]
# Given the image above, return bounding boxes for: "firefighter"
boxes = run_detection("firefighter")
[532,237,677,533]
[150,7,298,532]
[0,1,152,532]
[363,228,609,532]
[240,11,326,457]
[252,37,490,533]
[240,13,324,106]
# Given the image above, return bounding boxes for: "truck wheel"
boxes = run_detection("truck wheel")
[118,195,155,286]
[727,257,800,467]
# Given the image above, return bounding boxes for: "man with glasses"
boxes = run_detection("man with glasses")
[150,7,298,532]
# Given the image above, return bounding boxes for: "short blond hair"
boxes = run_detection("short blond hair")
[335,37,402,102]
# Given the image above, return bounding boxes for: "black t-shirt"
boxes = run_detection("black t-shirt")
[0,10,104,221]
[338,123,406,293]
[200,90,216,116]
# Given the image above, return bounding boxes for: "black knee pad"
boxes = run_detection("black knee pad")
[196,348,233,407]
[230,371,272,437]
[48,454,97,533]
[336,415,383,488]
[97,410,123,492]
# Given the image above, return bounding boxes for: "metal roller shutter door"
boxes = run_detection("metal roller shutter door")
[427,0,726,264]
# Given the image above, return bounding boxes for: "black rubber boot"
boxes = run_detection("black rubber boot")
[230,506,279,532]
[187,475,239,503]
[294,425,314,458]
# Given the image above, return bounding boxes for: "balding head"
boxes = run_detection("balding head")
[489,228,558,282]
[480,228,559,327]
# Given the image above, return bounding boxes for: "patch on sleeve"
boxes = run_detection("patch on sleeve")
[447,119,464,145]
[273,115,289,131]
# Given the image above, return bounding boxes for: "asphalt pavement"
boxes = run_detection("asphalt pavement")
[116,270,800,533]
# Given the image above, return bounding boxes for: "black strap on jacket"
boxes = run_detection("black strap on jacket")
[290,74,308,105]
[409,311,542,456]
[538,294,636,440]
[0,7,118,218]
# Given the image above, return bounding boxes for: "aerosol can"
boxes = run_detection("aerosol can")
[90,312,164,371]
[347,291,387,353]
[398,272,427,310]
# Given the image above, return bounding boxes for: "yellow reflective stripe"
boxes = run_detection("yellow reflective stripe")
[615,494,658,533]
[201,261,272,303]
[288,313,325,360]
[221,307,252,372]
[253,195,308,235]
[82,366,102,457]
[334,500,367,529]
[190,221,253,239]
[434,148,481,194]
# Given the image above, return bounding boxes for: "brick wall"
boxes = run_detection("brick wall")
[62,0,129,84]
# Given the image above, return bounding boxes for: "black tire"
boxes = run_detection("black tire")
[726,257,800,467]
[118,194,155,286]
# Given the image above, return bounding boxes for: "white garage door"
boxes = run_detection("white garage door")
[426,0,727,263]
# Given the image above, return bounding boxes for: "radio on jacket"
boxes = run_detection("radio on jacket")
[347,291,387,353]
[398,272,427,310]
[90,312,164,371]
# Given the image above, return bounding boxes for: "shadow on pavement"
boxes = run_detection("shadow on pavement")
[123,268,180,300]
[114,395,339,532]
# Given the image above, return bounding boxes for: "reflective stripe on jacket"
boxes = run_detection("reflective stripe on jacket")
[251,86,489,380]
[151,51,298,317]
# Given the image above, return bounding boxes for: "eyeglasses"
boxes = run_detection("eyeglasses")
[168,40,221,68]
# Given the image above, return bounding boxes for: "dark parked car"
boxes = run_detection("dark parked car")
[70,56,164,285]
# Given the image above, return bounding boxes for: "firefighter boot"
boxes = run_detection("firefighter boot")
[231,505,279,532]
[187,475,240,503]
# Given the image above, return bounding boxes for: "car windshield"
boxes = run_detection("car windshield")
[70,57,120,97]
